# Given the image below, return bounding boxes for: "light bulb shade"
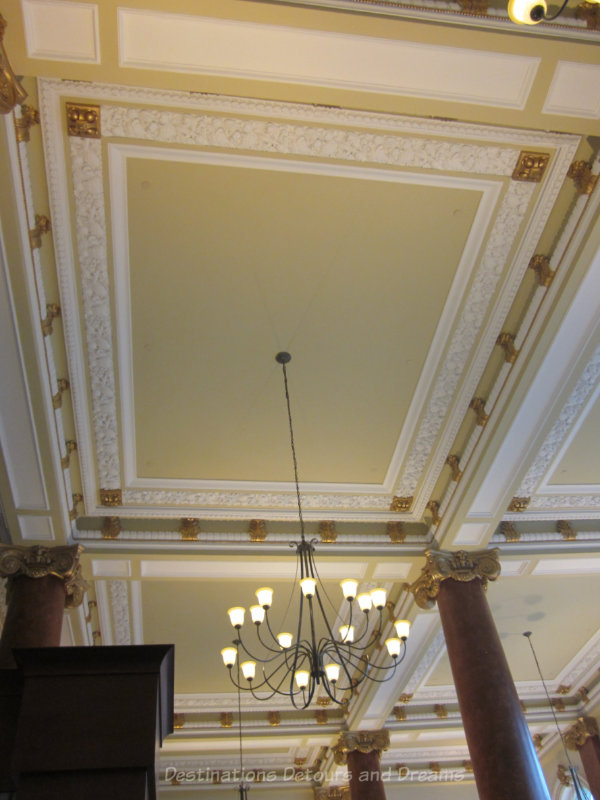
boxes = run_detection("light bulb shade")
[241,660,256,680]
[278,632,293,649]
[228,606,245,628]
[221,646,237,667]
[255,587,273,608]
[295,670,310,689]
[325,662,340,683]
[357,592,372,612]
[395,619,411,640]
[340,579,358,600]
[507,0,547,23]
[300,577,316,597]
[339,624,355,643]
[250,604,265,624]
[385,637,402,658]
[370,588,387,610]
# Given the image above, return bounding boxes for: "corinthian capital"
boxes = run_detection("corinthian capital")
[565,717,599,750]
[0,544,87,607]
[333,729,390,765]
[409,548,501,610]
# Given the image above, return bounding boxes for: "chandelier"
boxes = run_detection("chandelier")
[220,352,410,709]
[507,0,599,24]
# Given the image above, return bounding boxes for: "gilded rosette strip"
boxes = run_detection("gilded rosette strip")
[333,729,390,765]
[409,548,501,609]
[565,717,599,750]
[0,544,87,607]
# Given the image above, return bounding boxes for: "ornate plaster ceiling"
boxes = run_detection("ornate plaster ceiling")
[0,0,600,797]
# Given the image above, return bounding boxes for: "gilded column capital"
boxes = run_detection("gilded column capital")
[564,717,599,750]
[333,729,390,765]
[409,548,501,610]
[0,14,28,114]
[0,544,87,607]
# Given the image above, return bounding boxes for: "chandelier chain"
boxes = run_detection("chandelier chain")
[280,359,305,541]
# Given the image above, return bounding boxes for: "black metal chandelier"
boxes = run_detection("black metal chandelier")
[220,352,410,709]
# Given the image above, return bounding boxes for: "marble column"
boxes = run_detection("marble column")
[0,544,87,667]
[333,730,389,800]
[410,549,550,800]
[565,716,600,800]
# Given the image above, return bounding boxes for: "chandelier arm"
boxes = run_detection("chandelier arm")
[543,0,570,19]
[320,677,347,706]
[263,608,287,650]
[312,588,357,688]
[256,615,284,655]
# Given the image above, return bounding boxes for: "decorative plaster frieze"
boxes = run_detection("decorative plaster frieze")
[108,580,131,645]
[70,137,121,489]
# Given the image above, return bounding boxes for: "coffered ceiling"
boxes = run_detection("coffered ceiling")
[0,0,599,797]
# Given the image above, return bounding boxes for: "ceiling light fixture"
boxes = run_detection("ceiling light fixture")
[220,352,410,709]
[507,0,599,24]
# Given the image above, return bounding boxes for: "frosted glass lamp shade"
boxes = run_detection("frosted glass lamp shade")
[386,637,402,658]
[221,647,237,667]
[228,607,245,628]
[357,593,372,612]
[278,632,293,649]
[340,579,358,600]
[339,625,355,643]
[370,588,387,610]
[256,587,273,608]
[241,661,256,680]
[295,670,310,689]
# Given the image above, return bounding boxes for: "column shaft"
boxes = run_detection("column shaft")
[347,750,386,800]
[579,735,600,800]
[437,577,550,800]
[0,575,66,668]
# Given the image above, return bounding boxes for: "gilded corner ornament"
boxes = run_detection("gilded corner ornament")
[99,488,122,507]
[512,151,550,183]
[0,543,87,607]
[409,548,501,610]
[564,717,599,750]
[66,102,101,138]
[390,496,413,512]
[333,729,390,765]
[0,15,27,114]
[508,496,530,513]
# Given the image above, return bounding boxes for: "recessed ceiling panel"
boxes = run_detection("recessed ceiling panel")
[127,156,479,484]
